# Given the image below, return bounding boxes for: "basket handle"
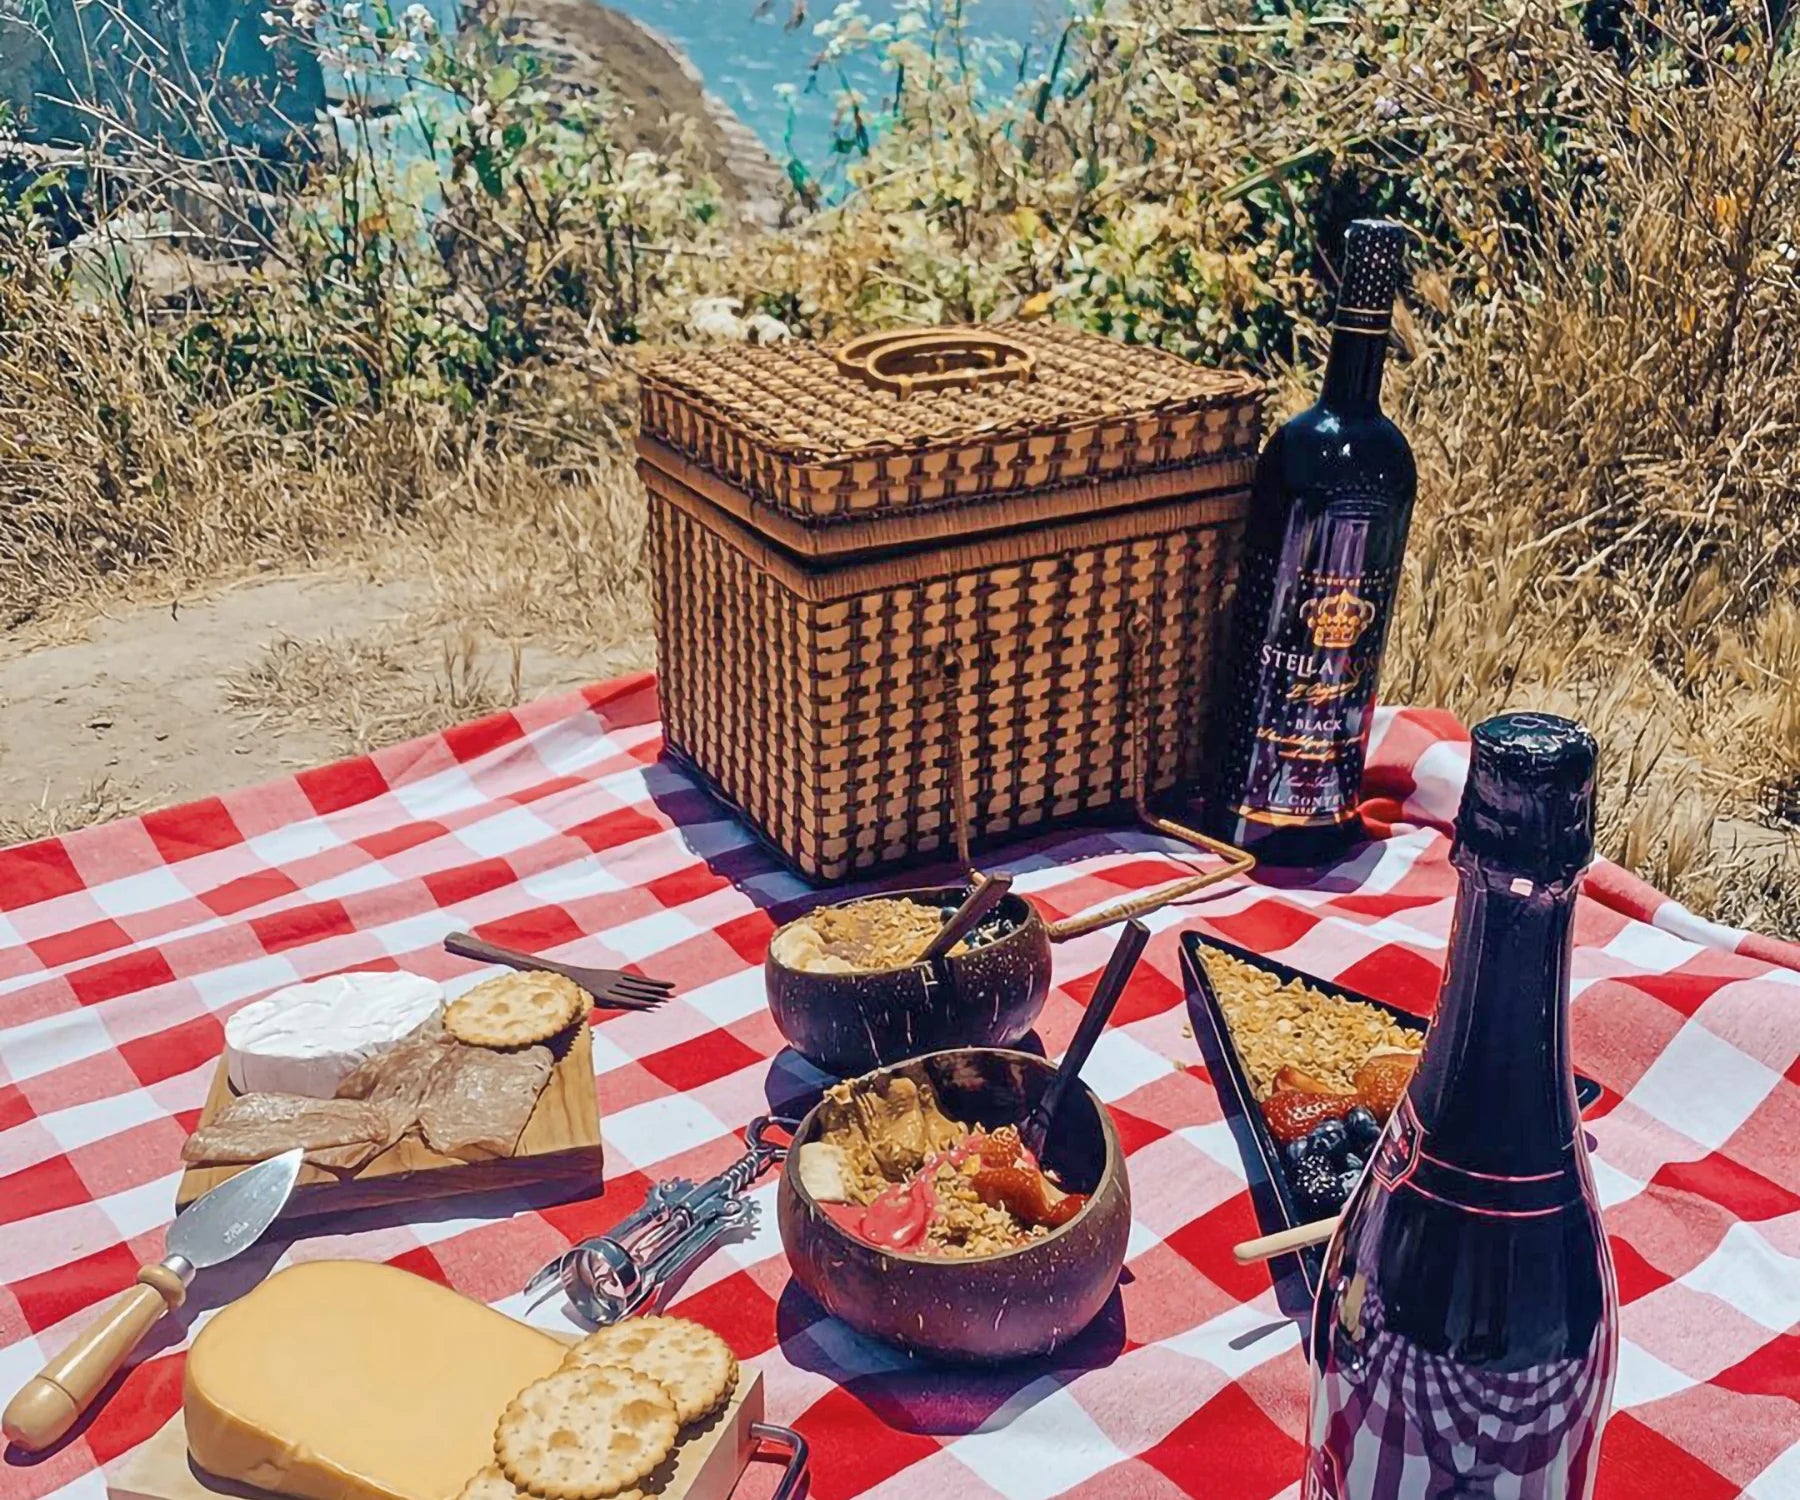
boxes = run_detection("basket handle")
[934,613,1252,936]
[1045,608,1254,939]
[835,328,1035,397]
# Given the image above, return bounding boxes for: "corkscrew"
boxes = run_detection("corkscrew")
[524,1116,796,1325]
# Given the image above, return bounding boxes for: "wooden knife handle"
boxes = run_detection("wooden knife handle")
[1232,1216,1339,1264]
[2,1264,185,1451]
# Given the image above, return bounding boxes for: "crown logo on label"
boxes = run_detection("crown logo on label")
[1301,589,1378,650]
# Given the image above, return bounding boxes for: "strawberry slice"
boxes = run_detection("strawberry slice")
[975,1126,1025,1169]
[1262,1088,1358,1144]
[970,1165,1087,1228]
[1354,1053,1417,1122]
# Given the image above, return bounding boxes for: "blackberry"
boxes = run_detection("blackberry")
[1288,1153,1347,1217]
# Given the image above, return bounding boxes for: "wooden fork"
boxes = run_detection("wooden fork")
[443,933,675,1012]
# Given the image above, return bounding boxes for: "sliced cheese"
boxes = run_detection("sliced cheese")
[225,973,443,1098]
[184,1260,565,1500]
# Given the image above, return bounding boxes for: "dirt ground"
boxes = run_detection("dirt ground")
[0,568,653,841]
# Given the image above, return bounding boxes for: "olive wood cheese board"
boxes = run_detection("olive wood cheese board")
[110,1342,769,1500]
[174,1022,604,1219]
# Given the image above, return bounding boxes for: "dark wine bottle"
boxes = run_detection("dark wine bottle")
[1205,220,1417,864]
[1304,712,1619,1500]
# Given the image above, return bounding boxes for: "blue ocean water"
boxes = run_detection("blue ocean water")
[317,0,1060,193]
[601,0,1061,174]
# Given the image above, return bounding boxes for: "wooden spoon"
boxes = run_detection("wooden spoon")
[1020,918,1149,1159]
[918,871,1015,963]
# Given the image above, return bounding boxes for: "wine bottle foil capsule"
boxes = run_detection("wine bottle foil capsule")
[1333,219,1409,335]
[1455,712,1598,880]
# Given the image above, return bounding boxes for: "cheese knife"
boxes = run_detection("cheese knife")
[2,1148,302,1452]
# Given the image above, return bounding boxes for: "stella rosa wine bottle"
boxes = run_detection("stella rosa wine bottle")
[1206,220,1417,864]
[1305,712,1619,1500]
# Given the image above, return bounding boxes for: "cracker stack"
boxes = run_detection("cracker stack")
[461,1318,740,1500]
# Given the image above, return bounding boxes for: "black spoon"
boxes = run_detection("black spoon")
[1021,917,1150,1159]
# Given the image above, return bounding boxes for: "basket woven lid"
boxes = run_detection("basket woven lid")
[637,320,1262,526]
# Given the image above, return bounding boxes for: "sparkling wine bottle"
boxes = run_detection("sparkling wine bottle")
[1304,713,1619,1500]
[1205,220,1416,864]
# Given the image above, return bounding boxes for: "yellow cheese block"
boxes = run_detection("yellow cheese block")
[184,1261,566,1500]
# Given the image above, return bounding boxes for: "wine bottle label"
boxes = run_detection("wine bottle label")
[1231,512,1399,828]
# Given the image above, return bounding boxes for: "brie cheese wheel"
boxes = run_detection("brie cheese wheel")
[185,1261,566,1500]
[224,972,444,1098]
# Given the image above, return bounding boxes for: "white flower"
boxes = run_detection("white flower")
[744,312,791,345]
[292,0,322,22]
[260,32,280,45]
[690,295,747,340]
[341,0,360,19]
[773,81,797,102]
[1373,94,1401,121]
[403,3,436,34]
[261,10,281,26]
[469,100,492,127]
[390,40,419,63]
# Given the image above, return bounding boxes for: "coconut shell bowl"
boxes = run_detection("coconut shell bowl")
[765,884,1052,1076]
[777,1047,1131,1364]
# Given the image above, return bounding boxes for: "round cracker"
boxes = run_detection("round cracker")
[561,1316,739,1428]
[464,1471,644,1500]
[494,1366,674,1500]
[458,1469,533,1500]
[447,971,586,1049]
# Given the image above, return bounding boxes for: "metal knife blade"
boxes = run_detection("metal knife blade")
[165,1149,303,1268]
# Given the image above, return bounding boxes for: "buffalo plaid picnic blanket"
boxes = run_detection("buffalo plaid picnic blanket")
[2,672,1796,1500]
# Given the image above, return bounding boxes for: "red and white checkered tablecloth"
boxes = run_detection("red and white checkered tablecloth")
[2,673,1797,1500]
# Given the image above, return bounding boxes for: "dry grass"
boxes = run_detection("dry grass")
[217,445,655,758]
[221,629,514,758]
[0,778,146,847]
[406,442,654,665]
[1339,9,1800,933]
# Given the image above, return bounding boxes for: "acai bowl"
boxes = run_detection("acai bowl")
[776,1047,1130,1363]
[764,885,1052,1075]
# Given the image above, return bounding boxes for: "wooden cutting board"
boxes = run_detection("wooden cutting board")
[110,1356,764,1500]
[175,1022,604,1219]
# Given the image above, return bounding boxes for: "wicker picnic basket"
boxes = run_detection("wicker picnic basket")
[636,322,1264,888]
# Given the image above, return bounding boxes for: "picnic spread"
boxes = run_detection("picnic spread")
[0,674,1796,1499]
[6,288,1800,1500]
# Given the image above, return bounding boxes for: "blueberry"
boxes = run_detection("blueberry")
[1307,1119,1349,1158]
[939,906,959,923]
[1344,1106,1380,1149]
[1283,1139,1311,1170]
